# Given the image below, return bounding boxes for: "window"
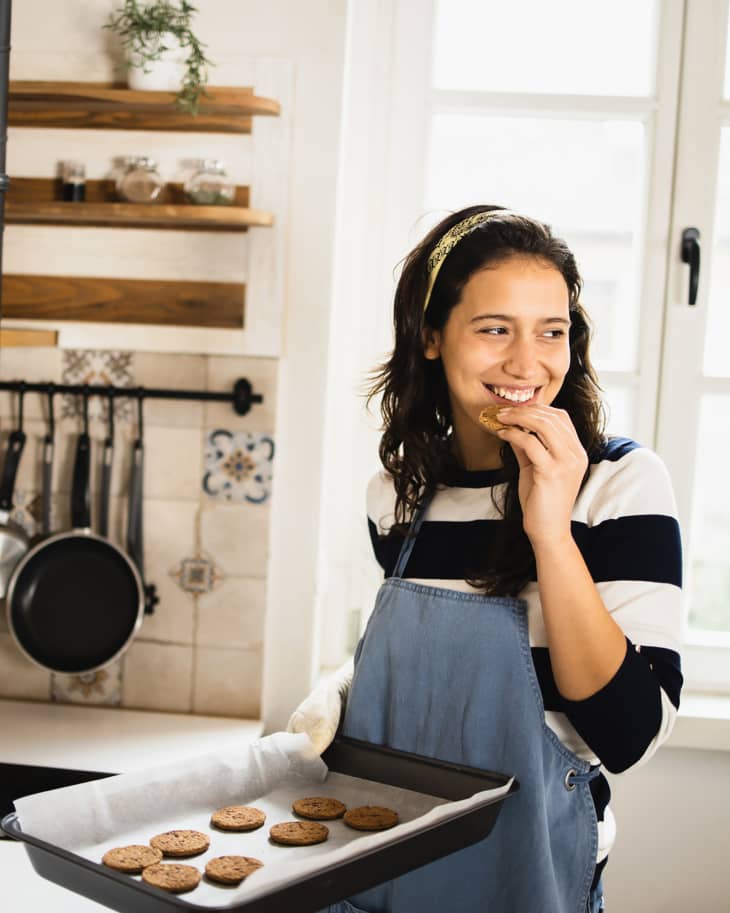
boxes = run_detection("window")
[319,0,730,693]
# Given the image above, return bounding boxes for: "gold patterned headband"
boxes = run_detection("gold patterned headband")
[423,209,518,314]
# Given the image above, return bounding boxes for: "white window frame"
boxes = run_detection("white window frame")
[317,0,729,697]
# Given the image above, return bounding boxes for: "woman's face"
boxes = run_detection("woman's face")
[423,255,572,468]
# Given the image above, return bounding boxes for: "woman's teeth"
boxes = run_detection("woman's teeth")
[486,385,536,403]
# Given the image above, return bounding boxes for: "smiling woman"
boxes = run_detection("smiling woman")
[293,205,683,913]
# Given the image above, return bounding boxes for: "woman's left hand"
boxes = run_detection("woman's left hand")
[496,405,588,547]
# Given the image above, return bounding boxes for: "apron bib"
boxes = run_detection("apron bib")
[325,497,599,913]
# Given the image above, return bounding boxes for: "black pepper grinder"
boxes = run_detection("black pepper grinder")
[61,160,86,202]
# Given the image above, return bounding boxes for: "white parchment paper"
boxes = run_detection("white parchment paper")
[14,732,513,908]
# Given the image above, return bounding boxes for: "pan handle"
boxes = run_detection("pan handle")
[0,387,27,515]
[0,429,26,513]
[127,393,158,615]
[71,393,91,530]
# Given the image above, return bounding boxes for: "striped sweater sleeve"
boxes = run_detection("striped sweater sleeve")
[561,442,683,773]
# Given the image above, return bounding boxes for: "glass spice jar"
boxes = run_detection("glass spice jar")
[61,160,86,202]
[184,159,235,206]
[116,156,164,204]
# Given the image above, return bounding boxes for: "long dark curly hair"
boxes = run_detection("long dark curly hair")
[366,204,607,597]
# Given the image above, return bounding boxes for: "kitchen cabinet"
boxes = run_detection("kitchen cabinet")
[3,59,291,356]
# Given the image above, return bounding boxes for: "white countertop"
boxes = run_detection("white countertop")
[0,697,264,772]
[1,698,265,911]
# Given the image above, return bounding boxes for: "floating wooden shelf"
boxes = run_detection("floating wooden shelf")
[8,81,280,133]
[2,275,245,329]
[6,178,274,231]
[0,328,58,347]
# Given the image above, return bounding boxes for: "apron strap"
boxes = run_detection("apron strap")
[392,494,433,579]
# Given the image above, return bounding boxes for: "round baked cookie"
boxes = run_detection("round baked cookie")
[210,805,266,832]
[269,821,329,846]
[101,844,162,873]
[478,405,508,435]
[149,829,210,858]
[292,797,347,821]
[142,863,201,894]
[205,855,264,885]
[343,806,399,831]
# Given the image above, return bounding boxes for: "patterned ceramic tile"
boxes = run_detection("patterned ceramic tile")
[51,661,122,706]
[10,488,39,537]
[203,430,274,504]
[61,350,135,424]
[170,550,225,597]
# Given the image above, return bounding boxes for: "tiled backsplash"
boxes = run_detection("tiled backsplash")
[0,347,276,718]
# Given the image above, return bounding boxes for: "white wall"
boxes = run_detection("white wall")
[605,745,729,911]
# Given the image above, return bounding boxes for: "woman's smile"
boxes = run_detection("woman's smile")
[484,383,543,404]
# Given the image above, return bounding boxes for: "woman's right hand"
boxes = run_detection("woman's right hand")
[285,658,353,754]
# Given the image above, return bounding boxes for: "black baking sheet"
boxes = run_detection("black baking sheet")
[1,736,517,913]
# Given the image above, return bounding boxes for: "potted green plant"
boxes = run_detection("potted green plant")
[105,0,213,114]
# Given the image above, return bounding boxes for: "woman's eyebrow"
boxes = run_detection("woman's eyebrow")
[470,313,571,326]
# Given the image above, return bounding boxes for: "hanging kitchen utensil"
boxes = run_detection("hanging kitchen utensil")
[28,385,55,547]
[127,391,158,615]
[6,388,145,674]
[98,390,114,539]
[0,386,29,597]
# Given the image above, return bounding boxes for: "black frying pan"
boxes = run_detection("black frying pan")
[5,391,144,674]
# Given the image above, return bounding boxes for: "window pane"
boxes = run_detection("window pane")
[687,395,730,633]
[724,5,730,98]
[704,127,730,376]
[600,382,637,440]
[424,114,646,371]
[433,0,658,96]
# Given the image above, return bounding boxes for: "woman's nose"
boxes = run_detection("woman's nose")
[504,337,538,377]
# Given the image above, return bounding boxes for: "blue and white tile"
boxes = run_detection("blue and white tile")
[203,430,274,504]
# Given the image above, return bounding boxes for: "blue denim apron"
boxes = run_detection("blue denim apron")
[325,495,601,913]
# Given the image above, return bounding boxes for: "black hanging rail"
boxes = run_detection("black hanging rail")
[0,377,263,415]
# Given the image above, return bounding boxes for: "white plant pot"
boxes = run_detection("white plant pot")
[126,31,187,92]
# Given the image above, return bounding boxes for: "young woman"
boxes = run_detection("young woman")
[289,205,683,913]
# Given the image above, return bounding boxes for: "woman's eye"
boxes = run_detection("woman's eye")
[543,329,566,338]
[478,327,507,335]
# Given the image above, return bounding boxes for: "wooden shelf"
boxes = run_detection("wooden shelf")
[8,81,280,133]
[6,177,273,231]
[2,275,245,329]
[0,328,58,347]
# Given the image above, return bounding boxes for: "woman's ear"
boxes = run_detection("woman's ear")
[422,326,441,360]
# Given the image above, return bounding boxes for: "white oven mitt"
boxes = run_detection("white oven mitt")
[286,656,354,754]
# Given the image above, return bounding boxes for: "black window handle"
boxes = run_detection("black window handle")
[680,227,701,306]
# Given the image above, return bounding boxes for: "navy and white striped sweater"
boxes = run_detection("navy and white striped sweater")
[366,436,683,869]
